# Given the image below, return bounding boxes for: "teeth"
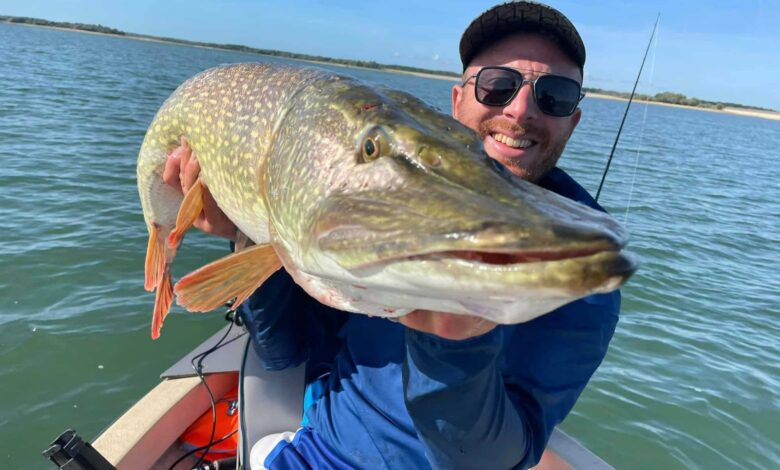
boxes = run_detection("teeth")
[492,133,532,148]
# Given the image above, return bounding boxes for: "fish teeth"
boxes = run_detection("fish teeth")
[492,133,532,149]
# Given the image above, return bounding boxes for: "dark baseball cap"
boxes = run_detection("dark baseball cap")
[459,1,585,73]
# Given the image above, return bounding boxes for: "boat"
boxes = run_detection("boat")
[45,322,614,470]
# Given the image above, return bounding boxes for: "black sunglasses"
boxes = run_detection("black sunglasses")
[462,66,585,117]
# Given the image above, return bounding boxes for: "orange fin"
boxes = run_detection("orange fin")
[168,179,204,252]
[174,244,282,313]
[151,268,173,340]
[144,223,167,292]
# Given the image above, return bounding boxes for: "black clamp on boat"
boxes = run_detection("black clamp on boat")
[42,429,117,470]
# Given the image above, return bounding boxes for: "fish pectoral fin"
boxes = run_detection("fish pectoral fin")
[151,268,173,340]
[168,179,205,252]
[173,244,282,313]
[144,223,168,292]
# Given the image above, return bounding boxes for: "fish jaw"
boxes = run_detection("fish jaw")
[311,176,630,270]
[286,249,636,324]
[276,182,637,325]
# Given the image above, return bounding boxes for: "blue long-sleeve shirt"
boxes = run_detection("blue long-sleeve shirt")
[239,167,620,469]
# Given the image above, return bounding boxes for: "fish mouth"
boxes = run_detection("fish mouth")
[318,227,636,287]
[309,184,637,298]
[317,227,623,271]
[352,240,637,286]
[399,243,612,266]
[313,204,633,278]
[360,242,638,298]
[308,233,637,315]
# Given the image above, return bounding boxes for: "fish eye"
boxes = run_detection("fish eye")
[360,128,389,163]
[363,137,379,161]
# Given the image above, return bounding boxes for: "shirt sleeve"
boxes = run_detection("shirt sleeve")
[402,291,620,469]
[238,269,348,372]
[403,327,528,469]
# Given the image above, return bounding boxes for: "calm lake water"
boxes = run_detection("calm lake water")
[1,23,778,469]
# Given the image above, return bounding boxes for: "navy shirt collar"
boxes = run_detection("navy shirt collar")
[537,167,606,213]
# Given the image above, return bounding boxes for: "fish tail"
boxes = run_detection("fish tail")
[151,267,173,340]
[144,223,168,292]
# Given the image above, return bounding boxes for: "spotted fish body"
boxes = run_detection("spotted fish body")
[138,63,636,339]
[138,64,324,245]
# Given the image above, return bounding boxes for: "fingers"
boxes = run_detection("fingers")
[195,184,239,242]
[176,137,197,193]
[162,137,237,241]
[163,137,200,194]
[398,310,497,340]
[163,146,184,194]
[163,137,193,193]
[180,151,199,193]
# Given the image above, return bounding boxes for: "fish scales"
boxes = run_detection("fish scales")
[139,64,337,243]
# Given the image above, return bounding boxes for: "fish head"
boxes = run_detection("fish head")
[267,77,638,324]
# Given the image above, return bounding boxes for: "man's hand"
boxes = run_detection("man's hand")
[399,310,497,340]
[162,137,239,242]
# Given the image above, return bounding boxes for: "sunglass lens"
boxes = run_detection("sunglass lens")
[476,68,521,106]
[535,76,581,116]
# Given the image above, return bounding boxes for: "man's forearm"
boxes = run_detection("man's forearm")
[403,328,528,469]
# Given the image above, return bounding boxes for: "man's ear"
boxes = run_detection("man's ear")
[451,84,463,119]
[569,107,582,130]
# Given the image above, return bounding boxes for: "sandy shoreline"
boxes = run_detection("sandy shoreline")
[586,92,780,122]
[7,21,778,120]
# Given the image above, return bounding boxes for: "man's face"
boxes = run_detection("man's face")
[452,33,582,182]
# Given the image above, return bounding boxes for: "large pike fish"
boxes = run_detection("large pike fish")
[138,63,636,339]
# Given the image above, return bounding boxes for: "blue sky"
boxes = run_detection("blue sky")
[3,0,779,109]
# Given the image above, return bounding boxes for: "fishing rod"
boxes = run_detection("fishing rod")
[595,13,660,203]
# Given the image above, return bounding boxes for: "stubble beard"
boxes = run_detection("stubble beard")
[478,117,570,182]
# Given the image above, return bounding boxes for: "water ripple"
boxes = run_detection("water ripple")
[1,22,778,468]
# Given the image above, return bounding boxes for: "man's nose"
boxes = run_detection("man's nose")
[503,82,539,122]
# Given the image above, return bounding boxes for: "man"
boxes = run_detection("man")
[164,2,620,468]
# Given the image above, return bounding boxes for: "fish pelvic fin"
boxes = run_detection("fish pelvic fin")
[151,268,173,340]
[174,244,282,313]
[168,179,204,252]
[144,223,168,292]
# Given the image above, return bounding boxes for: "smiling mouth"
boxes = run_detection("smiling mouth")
[490,132,536,149]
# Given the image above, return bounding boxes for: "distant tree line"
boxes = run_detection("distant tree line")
[197,42,460,78]
[1,15,459,78]
[583,87,774,112]
[0,15,124,35]
[2,15,773,111]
